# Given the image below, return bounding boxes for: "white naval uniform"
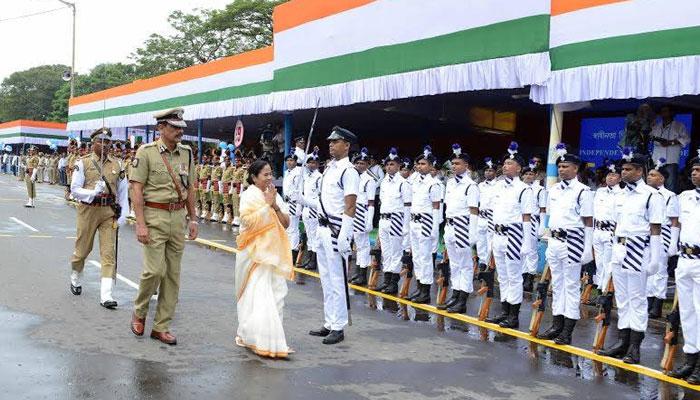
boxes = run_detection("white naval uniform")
[353,171,377,268]
[646,186,679,300]
[491,176,534,305]
[282,166,303,249]
[410,173,442,285]
[592,185,622,287]
[301,168,322,253]
[444,173,479,293]
[611,179,664,332]
[676,188,700,354]
[545,177,593,320]
[523,182,547,275]
[316,157,359,331]
[431,176,445,254]
[379,173,411,273]
[476,178,497,265]
[402,174,415,252]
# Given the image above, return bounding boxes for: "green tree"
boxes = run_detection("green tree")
[0,64,68,122]
[50,63,139,122]
[131,0,281,78]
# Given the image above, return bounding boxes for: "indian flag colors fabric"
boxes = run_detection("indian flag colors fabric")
[271,0,551,111]
[0,120,68,146]
[67,47,274,131]
[531,0,700,104]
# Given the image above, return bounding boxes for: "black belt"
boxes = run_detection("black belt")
[410,213,424,222]
[380,213,397,219]
[681,244,700,256]
[494,224,509,234]
[595,221,615,230]
[552,229,568,240]
[81,195,115,207]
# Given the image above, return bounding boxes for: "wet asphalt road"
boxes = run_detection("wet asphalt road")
[0,175,698,400]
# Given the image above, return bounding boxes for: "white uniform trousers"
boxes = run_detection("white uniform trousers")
[402,231,410,252]
[492,226,524,305]
[611,241,650,332]
[592,229,614,287]
[476,216,493,264]
[410,221,435,284]
[353,230,371,268]
[378,219,403,273]
[286,202,301,250]
[676,258,700,354]
[646,253,669,299]
[316,225,348,331]
[522,219,539,275]
[302,209,319,253]
[546,238,582,320]
[444,224,473,293]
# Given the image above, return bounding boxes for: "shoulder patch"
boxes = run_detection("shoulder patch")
[131,158,139,168]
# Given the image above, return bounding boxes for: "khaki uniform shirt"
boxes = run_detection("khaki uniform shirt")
[130,140,195,204]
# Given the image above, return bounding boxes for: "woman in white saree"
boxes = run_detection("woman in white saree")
[234,160,295,358]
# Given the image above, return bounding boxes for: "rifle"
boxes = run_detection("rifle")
[580,259,596,305]
[476,252,496,321]
[295,231,307,268]
[528,264,551,337]
[592,277,615,352]
[436,249,450,310]
[367,240,382,309]
[399,251,414,320]
[472,245,479,278]
[661,293,680,373]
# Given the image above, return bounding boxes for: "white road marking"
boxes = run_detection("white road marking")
[88,260,156,299]
[9,217,38,232]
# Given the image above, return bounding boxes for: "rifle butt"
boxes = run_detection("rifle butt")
[592,325,608,352]
[478,297,492,321]
[661,344,677,373]
[529,311,543,337]
[581,284,593,304]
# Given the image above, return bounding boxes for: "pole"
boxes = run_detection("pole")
[544,104,564,232]
[69,3,76,98]
[197,119,203,161]
[284,113,293,174]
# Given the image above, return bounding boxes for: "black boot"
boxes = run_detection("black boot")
[522,273,534,292]
[537,315,564,340]
[649,298,663,319]
[376,272,392,292]
[413,283,432,304]
[354,267,367,286]
[447,291,468,313]
[647,296,655,315]
[499,303,520,328]
[305,251,318,270]
[687,359,700,385]
[486,302,510,324]
[597,328,631,358]
[554,318,577,345]
[445,290,462,309]
[669,352,699,379]
[381,273,399,295]
[408,280,422,301]
[349,264,363,283]
[622,330,644,364]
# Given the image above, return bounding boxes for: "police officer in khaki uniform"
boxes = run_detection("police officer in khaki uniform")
[69,128,129,308]
[221,155,234,224]
[24,146,40,207]
[129,107,198,345]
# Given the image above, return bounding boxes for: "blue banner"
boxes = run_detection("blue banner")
[580,114,693,167]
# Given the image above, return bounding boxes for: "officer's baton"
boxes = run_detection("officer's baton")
[341,255,352,326]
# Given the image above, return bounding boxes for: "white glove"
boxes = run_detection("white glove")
[668,227,680,256]
[365,206,374,232]
[647,235,661,275]
[206,180,211,192]
[537,213,546,237]
[520,221,533,256]
[431,209,441,238]
[117,214,127,227]
[581,226,594,264]
[93,180,106,195]
[337,214,354,256]
[228,185,234,195]
[218,181,224,193]
[468,214,478,247]
[402,208,411,236]
[31,169,37,182]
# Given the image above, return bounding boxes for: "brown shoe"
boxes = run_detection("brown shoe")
[130,313,145,336]
[150,330,177,345]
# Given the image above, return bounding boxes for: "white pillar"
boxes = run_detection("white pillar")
[545,104,564,189]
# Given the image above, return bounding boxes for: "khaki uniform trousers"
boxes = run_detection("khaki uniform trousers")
[70,204,116,277]
[134,207,186,332]
[231,191,240,218]
[25,173,36,198]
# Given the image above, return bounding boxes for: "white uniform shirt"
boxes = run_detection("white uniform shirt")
[357,171,377,206]
[282,166,302,203]
[478,178,498,211]
[302,169,322,210]
[380,173,411,213]
[678,189,700,246]
[531,182,547,210]
[319,157,359,219]
[491,176,534,225]
[613,180,665,238]
[546,177,593,229]
[594,185,622,222]
[445,173,479,217]
[368,164,384,195]
[657,186,679,225]
[650,120,690,164]
[294,147,307,166]
[410,173,442,214]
